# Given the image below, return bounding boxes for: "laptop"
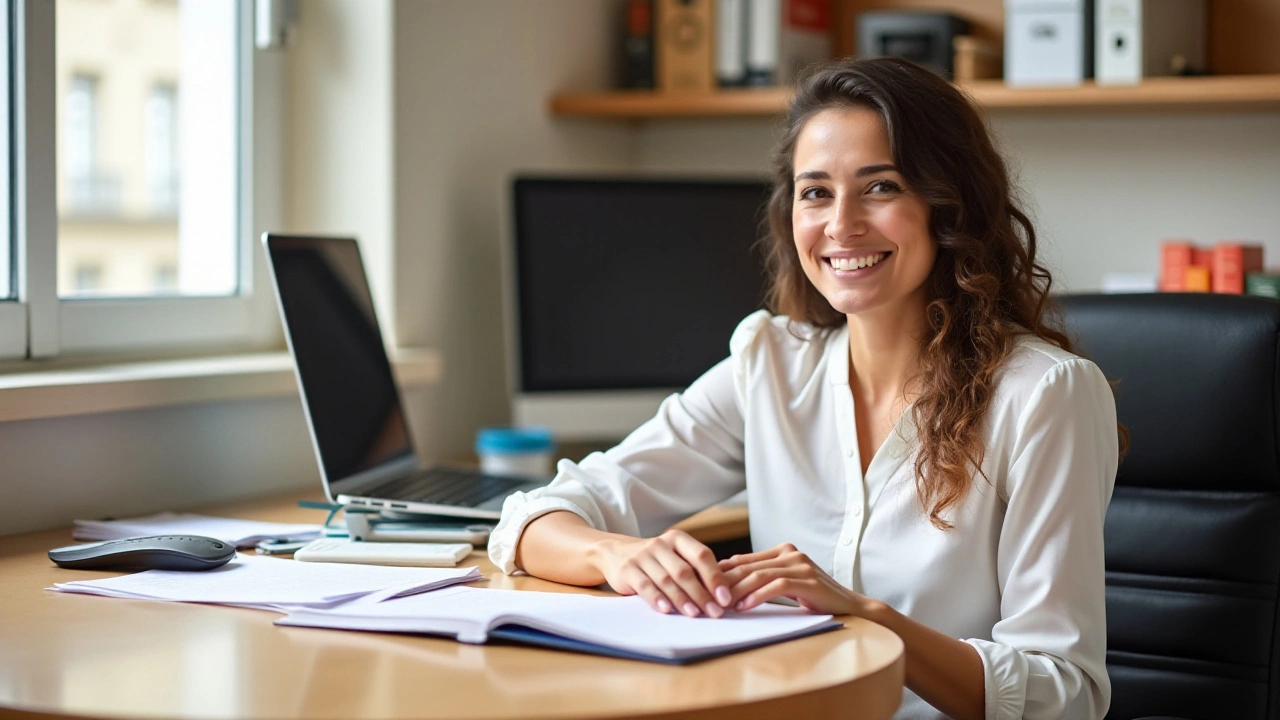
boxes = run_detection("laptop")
[262,233,550,520]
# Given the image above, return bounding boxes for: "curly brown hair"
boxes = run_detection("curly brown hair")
[763,57,1111,529]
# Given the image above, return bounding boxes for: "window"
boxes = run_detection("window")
[2,0,285,360]
[145,83,179,217]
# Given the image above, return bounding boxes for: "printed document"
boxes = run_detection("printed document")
[49,553,480,611]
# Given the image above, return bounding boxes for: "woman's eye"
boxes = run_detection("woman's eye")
[868,179,903,195]
[798,186,829,200]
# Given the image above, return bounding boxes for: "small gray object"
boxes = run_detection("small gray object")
[49,535,236,571]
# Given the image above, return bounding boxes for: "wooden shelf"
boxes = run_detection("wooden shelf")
[551,75,1280,120]
[551,87,793,119]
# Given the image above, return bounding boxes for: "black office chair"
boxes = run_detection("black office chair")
[1060,293,1280,720]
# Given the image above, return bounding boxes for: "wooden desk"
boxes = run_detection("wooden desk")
[0,493,904,720]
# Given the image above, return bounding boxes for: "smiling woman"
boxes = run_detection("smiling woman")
[492,57,1124,720]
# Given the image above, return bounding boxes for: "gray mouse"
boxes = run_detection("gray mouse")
[49,535,236,571]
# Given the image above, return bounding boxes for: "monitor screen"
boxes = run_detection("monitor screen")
[511,177,772,394]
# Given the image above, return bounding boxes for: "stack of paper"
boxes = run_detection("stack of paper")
[73,512,323,548]
[50,553,481,612]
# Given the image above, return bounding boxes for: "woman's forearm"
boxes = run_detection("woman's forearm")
[862,600,986,720]
[513,510,628,587]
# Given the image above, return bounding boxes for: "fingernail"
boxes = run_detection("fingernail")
[706,603,723,618]
[682,602,700,617]
[735,600,745,611]
[715,586,731,605]
[657,599,672,613]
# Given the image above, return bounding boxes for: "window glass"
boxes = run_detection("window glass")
[55,0,238,299]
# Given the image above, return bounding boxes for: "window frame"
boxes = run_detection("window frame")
[0,0,21,358]
[4,0,283,361]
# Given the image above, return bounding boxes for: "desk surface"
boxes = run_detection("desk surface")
[0,493,904,720]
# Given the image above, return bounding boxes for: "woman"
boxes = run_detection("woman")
[489,57,1120,720]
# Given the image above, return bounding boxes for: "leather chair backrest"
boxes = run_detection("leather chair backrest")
[1059,293,1280,720]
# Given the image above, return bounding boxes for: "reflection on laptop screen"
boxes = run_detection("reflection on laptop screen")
[266,236,414,486]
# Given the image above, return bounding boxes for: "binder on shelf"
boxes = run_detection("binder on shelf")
[623,0,656,89]
[745,0,831,87]
[716,0,747,87]
[1095,0,1206,85]
[655,0,716,92]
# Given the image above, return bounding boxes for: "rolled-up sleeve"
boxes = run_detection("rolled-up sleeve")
[965,358,1118,720]
[488,357,748,575]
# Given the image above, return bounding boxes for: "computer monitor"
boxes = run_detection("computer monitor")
[505,175,772,440]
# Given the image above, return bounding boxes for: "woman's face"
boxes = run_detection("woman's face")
[790,106,936,321]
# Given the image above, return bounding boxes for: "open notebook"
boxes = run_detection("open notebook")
[277,585,841,664]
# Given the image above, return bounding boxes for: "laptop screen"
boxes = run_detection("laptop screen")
[265,235,415,488]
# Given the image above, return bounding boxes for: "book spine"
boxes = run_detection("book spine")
[716,0,747,87]
[777,0,831,84]
[623,0,655,89]
[1159,240,1194,292]
[744,0,780,86]
[1212,242,1265,295]
[655,0,717,92]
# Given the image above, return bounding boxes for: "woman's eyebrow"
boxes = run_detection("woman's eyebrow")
[856,163,898,178]
[794,164,899,183]
[794,170,829,182]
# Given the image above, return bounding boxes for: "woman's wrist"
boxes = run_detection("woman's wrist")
[853,595,895,625]
[584,532,630,580]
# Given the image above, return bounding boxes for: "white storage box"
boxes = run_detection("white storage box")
[1095,0,1206,85]
[1005,0,1094,86]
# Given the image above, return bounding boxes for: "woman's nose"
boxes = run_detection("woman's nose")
[826,196,867,242]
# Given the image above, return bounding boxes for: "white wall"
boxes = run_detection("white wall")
[991,113,1280,291]
[392,0,635,459]
[287,0,396,331]
[634,112,1280,293]
[0,397,318,535]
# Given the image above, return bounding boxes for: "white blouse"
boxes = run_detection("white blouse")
[489,310,1118,720]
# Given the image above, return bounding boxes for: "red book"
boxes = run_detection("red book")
[1160,240,1197,292]
[1212,242,1265,294]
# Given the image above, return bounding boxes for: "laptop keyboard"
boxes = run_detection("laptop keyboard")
[364,467,539,508]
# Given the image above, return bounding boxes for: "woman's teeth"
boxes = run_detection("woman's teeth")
[829,252,888,271]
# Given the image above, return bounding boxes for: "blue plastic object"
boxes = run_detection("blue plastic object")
[475,427,554,456]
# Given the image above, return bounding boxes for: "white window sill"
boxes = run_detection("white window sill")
[0,348,442,423]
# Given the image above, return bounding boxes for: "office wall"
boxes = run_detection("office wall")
[287,0,397,333]
[0,398,315,535]
[392,0,635,459]
[634,114,1280,292]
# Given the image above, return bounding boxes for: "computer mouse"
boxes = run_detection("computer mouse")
[48,535,236,571]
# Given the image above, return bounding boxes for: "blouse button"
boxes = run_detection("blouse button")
[852,506,862,517]
[842,537,853,546]
[846,449,854,458]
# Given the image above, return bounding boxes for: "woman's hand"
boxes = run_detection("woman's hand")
[592,529,733,618]
[720,544,866,615]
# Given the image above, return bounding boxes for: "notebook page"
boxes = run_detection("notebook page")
[278,586,837,655]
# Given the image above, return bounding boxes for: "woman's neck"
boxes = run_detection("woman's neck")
[845,297,929,406]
